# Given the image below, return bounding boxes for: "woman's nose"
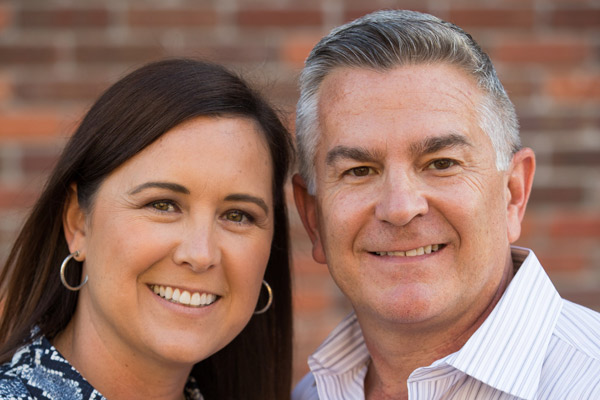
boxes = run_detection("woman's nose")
[172,220,221,272]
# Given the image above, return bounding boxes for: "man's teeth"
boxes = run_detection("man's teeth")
[375,244,440,257]
[151,285,217,307]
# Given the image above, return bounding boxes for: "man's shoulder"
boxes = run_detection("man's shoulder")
[292,372,319,400]
[554,299,600,360]
[537,301,600,398]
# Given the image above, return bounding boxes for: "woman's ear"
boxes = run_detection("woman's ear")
[292,174,327,264]
[506,148,536,243]
[63,183,87,257]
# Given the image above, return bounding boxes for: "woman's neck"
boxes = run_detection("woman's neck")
[53,310,193,400]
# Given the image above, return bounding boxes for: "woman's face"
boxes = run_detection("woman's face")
[66,116,274,369]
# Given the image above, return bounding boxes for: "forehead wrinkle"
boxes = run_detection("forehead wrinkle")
[409,133,473,158]
[325,145,384,166]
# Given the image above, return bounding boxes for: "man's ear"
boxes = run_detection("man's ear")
[292,174,327,264]
[506,148,536,243]
[63,183,87,258]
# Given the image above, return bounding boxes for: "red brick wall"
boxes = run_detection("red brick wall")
[1,0,599,385]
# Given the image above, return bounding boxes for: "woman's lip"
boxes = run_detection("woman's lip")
[148,284,220,307]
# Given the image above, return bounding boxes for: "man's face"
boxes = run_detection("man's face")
[295,64,523,330]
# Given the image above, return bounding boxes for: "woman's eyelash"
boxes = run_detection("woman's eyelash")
[224,210,255,224]
[146,200,178,212]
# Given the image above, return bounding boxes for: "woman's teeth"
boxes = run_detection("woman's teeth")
[375,244,441,257]
[151,285,217,307]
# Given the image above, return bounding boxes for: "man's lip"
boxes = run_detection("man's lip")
[369,243,446,257]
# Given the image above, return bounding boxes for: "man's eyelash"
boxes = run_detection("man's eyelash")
[428,159,458,170]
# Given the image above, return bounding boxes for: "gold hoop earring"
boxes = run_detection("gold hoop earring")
[60,251,88,291]
[254,280,273,315]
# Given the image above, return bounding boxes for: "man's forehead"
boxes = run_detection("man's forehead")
[316,64,481,135]
[317,64,480,113]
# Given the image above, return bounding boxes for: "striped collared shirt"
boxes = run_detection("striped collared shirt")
[292,247,600,399]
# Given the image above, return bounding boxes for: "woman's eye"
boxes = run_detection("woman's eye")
[225,210,253,224]
[150,201,176,212]
[428,159,455,170]
[348,166,372,177]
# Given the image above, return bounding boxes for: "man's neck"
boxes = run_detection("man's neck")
[360,257,515,400]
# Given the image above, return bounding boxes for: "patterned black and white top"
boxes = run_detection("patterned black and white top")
[0,333,204,399]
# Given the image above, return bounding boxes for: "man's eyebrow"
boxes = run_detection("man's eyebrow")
[128,182,190,195]
[325,145,382,166]
[225,193,270,215]
[410,133,473,156]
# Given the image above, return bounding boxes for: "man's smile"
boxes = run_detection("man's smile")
[372,244,445,257]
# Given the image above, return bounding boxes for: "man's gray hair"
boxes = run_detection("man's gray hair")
[296,9,521,194]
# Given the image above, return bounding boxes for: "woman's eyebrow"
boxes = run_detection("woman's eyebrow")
[225,193,270,215]
[128,182,190,195]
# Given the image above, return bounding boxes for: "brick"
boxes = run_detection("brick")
[0,74,12,102]
[15,80,108,102]
[293,290,335,313]
[280,33,323,67]
[0,187,38,209]
[0,110,63,141]
[538,253,586,271]
[493,38,589,65]
[0,5,12,32]
[19,7,110,28]
[0,44,57,65]
[198,44,276,63]
[529,186,584,205]
[550,8,600,28]
[517,213,540,243]
[344,5,429,23]
[292,253,329,276]
[75,44,165,64]
[21,148,59,175]
[550,214,600,237]
[552,150,600,167]
[561,290,600,312]
[545,73,600,101]
[127,8,217,28]
[448,8,534,29]
[501,77,538,98]
[519,115,598,132]
[237,9,322,27]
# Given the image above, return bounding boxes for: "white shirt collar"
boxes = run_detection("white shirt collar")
[307,247,563,400]
[446,247,562,398]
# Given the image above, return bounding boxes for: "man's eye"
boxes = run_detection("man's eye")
[348,166,372,177]
[428,159,455,170]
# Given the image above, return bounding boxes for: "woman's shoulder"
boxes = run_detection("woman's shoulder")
[0,335,104,400]
[0,341,37,399]
[0,374,32,399]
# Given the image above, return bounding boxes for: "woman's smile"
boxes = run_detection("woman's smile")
[149,284,219,308]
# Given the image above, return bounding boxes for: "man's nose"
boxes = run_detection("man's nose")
[172,220,221,272]
[374,170,429,226]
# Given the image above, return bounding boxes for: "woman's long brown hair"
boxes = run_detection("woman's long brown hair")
[0,59,294,400]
